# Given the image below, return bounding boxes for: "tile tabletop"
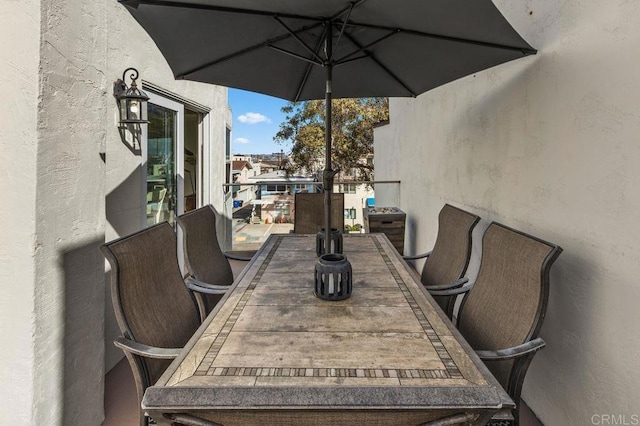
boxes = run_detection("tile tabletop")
[143,234,513,425]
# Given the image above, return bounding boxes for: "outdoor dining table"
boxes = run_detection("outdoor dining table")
[143,234,514,425]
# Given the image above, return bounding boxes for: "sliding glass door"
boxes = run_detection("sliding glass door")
[143,95,184,226]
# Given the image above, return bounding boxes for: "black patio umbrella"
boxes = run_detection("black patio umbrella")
[120,0,535,253]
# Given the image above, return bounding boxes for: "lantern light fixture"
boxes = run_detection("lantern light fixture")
[114,67,149,125]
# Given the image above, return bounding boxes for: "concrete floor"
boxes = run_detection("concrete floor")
[232,220,293,251]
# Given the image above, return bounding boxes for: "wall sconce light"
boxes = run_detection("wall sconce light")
[114,67,149,125]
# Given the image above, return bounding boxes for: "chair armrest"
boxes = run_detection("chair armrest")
[114,337,181,360]
[476,337,546,361]
[403,250,432,261]
[428,282,473,297]
[426,277,469,291]
[185,276,229,295]
[223,252,254,261]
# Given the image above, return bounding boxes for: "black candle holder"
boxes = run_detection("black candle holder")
[314,254,352,301]
[316,227,343,256]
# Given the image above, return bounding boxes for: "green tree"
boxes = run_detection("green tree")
[274,98,388,182]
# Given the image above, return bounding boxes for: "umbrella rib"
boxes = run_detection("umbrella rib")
[334,54,370,67]
[126,0,324,23]
[329,0,369,21]
[177,22,324,78]
[342,32,417,97]
[294,26,329,102]
[268,45,323,66]
[334,30,398,64]
[329,0,370,61]
[273,16,323,64]
[339,20,537,55]
[331,4,355,61]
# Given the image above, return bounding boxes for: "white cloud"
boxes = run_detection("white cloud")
[237,112,271,124]
[235,137,250,144]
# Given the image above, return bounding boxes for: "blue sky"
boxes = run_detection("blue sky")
[228,88,292,155]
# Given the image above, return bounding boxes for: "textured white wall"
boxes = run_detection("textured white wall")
[375,1,640,423]
[33,0,108,424]
[1,0,229,423]
[0,0,41,423]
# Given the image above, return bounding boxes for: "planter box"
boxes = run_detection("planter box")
[363,207,406,254]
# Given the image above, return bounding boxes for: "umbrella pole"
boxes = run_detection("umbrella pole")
[323,26,334,255]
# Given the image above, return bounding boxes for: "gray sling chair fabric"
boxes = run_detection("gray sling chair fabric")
[403,204,480,319]
[177,205,253,316]
[431,222,562,425]
[101,222,216,426]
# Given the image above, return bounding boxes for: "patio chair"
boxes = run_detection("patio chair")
[101,222,222,426]
[293,192,344,234]
[430,222,562,425]
[403,204,480,319]
[177,205,254,316]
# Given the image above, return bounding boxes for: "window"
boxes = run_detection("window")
[341,183,357,194]
[266,184,286,193]
[344,208,357,219]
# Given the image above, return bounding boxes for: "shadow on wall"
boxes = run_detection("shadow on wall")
[61,237,106,425]
[404,214,419,259]
[106,168,144,238]
[104,168,145,372]
[524,249,594,422]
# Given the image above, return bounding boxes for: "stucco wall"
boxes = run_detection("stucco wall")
[0,0,41,423]
[1,0,230,423]
[33,0,108,424]
[374,1,640,423]
[2,0,108,423]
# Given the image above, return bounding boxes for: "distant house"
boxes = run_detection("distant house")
[338,181,375,230]
[231,159,257,204]
[232,160,253,182]
[249,170,317,197]
[336,156,376,230]
[248,170,317,223]
[257,160,281,174]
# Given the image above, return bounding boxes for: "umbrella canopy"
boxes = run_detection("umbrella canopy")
[120,0,535,252]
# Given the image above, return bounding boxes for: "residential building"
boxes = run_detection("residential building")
[339,182,375,231]
[247,170,316,224]
[231,159,256,204]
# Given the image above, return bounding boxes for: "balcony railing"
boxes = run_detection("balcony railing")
[221,180,401,252]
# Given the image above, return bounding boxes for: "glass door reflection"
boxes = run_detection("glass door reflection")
[147,103,177,225]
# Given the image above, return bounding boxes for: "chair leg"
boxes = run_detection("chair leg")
[121,351,152,426]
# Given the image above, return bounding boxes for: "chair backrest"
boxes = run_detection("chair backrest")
[293,192,345,234]
[421,204,480,288]
[457,222,562,394]
[101,222,201,386]
[177,205,234,287]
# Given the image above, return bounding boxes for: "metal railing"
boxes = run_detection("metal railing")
[221,180,400,252]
